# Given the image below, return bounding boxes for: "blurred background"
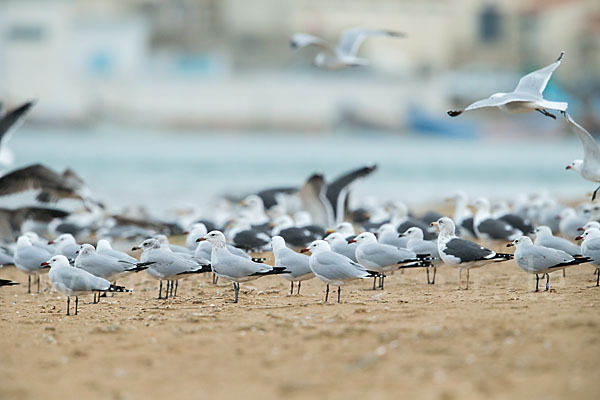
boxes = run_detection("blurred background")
[1,0,599,215]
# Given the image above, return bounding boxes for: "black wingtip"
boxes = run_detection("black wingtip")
[447,110,463,117]
[557,51,565,62]
[0,279,19,287]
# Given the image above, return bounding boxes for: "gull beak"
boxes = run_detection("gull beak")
[300,248,310,253]
[398,233,405,237]
[506,243,514,247]
[238,201,247,207]
[430,222,438,227]
[566,165,571,170]
[184,231,189,235]
[48,241,54,244]
[196,237,207,242]
[268,223,275,228]
[347,238,357,244]
[325,229,335,235]
[40,261,49,267]
[131,246,141,251]
[577,227,584,231]
[75,250,79,255]
[373,232,378,239]
[575,235,583,241]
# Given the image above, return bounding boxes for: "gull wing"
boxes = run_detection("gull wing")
[0,100,35,148]
[337,28,405,57]
[0,164,66,197]
[564,113,600,169]
[290,33,335,53]
[514,51,564,96]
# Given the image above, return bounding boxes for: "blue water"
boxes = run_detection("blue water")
[4,126,591,215]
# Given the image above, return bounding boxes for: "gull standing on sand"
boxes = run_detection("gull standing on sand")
[448,51,567,119]
[431,217,513,289]
[301,240,377,303]
[291,27,405,70]
[376,223,408,248]
[564,113,600,200]
[271,236,314,295]
[198,231,287,303]
[400,227,441,284]
[507,236,589,291]
[96,239,138,264]
[50,233,80,261]
[324,232,358,262]
[133,238,211,299]
[472,197,522,242]
[44,255,132,315]
[349,232,424,290]
[533,226,581,255]
[14,235,52,293]
[576,228,600,286]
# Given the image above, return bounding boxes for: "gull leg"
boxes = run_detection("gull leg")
[536,109,556,119]
[290,281,294,295]
[337,286,341,303]
[432,266,437,285]
[297,281,301,295]
[174,281,178,297]
[28,275,31,294]
[75,296,78,315]
[372,276,377,290]
[597,268,599,287]
[212,273,218,285]
[37,275,40,293]
[458,268,462,290]
[593,185,600,202]
[563,268,566,278]
[112,281,116,297]
[380,274,385,290]
[466,269,470,290]
[158,280,163,300]
[426,267,430,284]
[93,293,97,304]
[325,284,329,302]
[233,282,239,303]
[535,274,539,292]
[545,273,550,291]
[165,281,170,300]
[66,296,70,316]
[170,280,174,298]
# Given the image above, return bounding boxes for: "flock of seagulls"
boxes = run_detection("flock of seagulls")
[0,27,599,316]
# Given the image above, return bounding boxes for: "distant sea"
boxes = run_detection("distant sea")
[3,126,591,216]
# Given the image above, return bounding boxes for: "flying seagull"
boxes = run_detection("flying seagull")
[564,113,600,200]
[447,51,567,119]
[0,100,36,167]
[291,27,405,70]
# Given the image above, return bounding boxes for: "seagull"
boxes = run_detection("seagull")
[400,227,441,284]
[43,255,132,315]
[14,235,53,293]
[291,27,405,70]
[271,236,314,295]
[0,206,69,242]
[558,207,588,240]
[0,100,36,167]
[564,113,600,200]
[349,232,425,290]
[132,238,211,299]
[198,231,287,303]
[0,163,103,208]
[49,233,80,261]
[472,197,522,242]
[301,240,377,303]
[323,232,358,262]
[376,223,408,248]
[576,228,600,287]
[448,51,567,119]
[185,223,208,250]
[507,236,589,291]
[445,191,476,238]
[431,217,513,289]
[96,239,138,264]
[533,226,581,255]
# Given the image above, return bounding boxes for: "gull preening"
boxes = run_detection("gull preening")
[448,51,567,119]
[44,255,132,315]
[564,112,600,200]
[291,27,405,70]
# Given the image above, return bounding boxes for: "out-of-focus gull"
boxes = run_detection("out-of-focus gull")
[271,215,319,248]
[376,223,407,248]
[558,207,588,240]
[133,238,211,299]
[578,221,600,232]
[0,207,69,241]
[472,197,522,241]
[326,164,377,225]
[400,227,441,284]
[44,255,132,316]
[0,163,103,208]
[185,223,208,250]
[576,228,600,286]
[0,100,36,167]
[96,239,138,264]
[49,233,80,261]
[324,231,358,262]
[448,51,567,119]
[533,226,581,255]
[446,191,476,238]
[301,240,377,303]
[0,279,19,287]
[564,113,600,200]
[0,246,13,266]
[291,28,405,70]
[388,201,437,240]
[75,244,149,281]
[198,231,287,303]
[154,234,194,255]
[432,217,513,289]
[271,236,314,295]
[14,235,52,293]
[350,232,424,290]
[507,236,589,291]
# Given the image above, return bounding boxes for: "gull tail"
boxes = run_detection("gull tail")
[556,256,590,268]
[125,262,156,273]
[488,252,514,261]
[0,279,19,287]
[176,265,212,276]
[101,284,132,293]
[365,270,379,277]
[251,257,268,263]
[397,261,430,270]
[251,266,288,276]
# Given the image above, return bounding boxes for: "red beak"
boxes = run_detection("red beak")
[47,241,54,244]
[184,231,189,235]
[575,235,583,240]
[300,248,309,253]
[40,261,49,267]
[566,165,571,170]
[347,238,357,244]
[577,227,584,231]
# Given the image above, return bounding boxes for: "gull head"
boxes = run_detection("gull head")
[348,232,377,245]
[430,217,456,236]
[301,240,331,255]
[323,232,346,245]
[239,194,264,211]
[199,230,227,247]
[16,235,33,248]
[77,243,95,256]
[133,238,160,252]
[96,239,112,251]
[41,255,70,269]
[565,160,583,173]
[376,223,397,236]
[445,190,468,204]
[185,223,207,237]
[579,221,600,232]
[271,235,286,251]
[51,233,76,246]
[326,222,354,236]
[400,227,424,240]
[22,231,40,243]
[153,234,170,248]
[471,197,490,211]
[576,227,600,241]
[507,236,533,248]
[533,226,552,238]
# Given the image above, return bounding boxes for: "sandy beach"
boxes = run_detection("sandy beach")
[1,248,599,400]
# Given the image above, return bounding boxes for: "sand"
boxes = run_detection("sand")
[1,253,599,400]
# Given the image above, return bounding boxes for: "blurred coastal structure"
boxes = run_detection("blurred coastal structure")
[0,0,598,132]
